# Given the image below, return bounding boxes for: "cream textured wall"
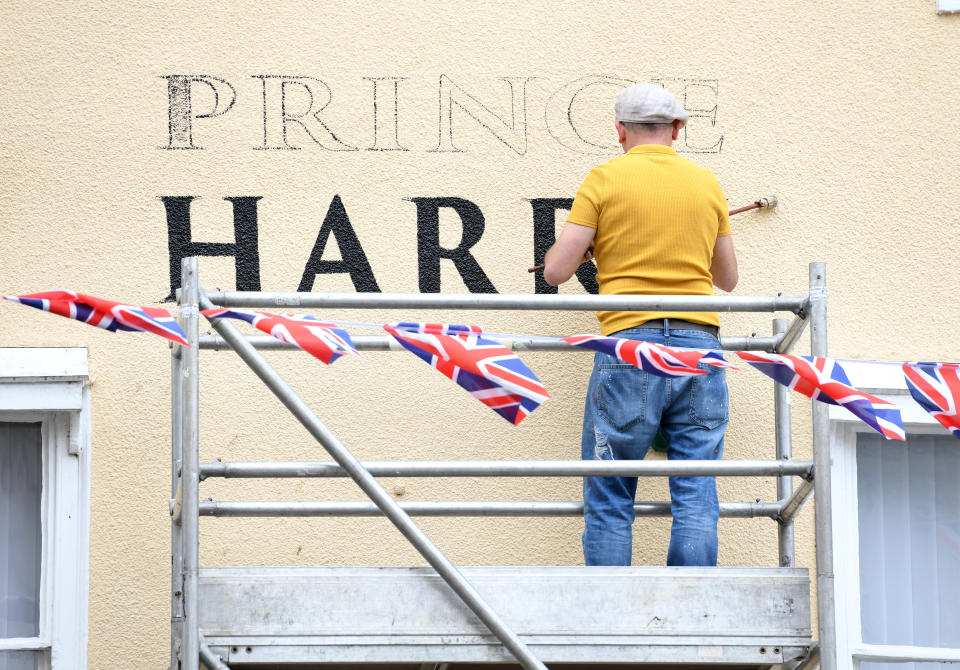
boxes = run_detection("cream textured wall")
[2,1,959,668]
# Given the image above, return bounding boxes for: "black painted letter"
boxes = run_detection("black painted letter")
[162,75,236,150]
[412,197,496,293]
[298,195,380,292]
[530,198,598,294]
[161,196,262,299]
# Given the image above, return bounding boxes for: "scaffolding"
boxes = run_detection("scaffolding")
[170,258,830,670]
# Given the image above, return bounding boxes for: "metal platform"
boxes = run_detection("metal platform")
[199,566,812,667]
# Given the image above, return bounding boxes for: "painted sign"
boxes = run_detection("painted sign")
[159,74,723,298]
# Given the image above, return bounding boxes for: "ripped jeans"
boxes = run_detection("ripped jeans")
[581,326,729,567]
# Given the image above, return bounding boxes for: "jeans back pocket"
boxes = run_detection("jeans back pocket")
[596,364,647,432]
[688,366,729,429]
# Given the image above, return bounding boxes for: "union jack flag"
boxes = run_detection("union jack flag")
[738,352,905,440]
[562,335,736,377]
[4,290,189,346]
[902,362,960,439]
[391,322,484,336]
[385,322,549,425]
[202,308,360,365]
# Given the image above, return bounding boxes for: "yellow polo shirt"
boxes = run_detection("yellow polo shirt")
[566,144,730,335]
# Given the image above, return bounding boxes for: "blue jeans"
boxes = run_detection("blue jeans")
[581,325,729,566]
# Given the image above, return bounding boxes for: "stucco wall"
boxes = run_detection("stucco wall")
[2,1,958,668]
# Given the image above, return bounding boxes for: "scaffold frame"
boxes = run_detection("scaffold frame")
[170,258,831,670]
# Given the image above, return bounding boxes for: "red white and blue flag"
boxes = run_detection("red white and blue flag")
[385,322,549,425]
[738,352,905,440]
[562,335,736,377]
[390,322,485,336]
[4,290,189,346]
[902,362,960,439]
[202,308,360,365]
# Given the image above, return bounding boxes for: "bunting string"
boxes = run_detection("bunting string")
[5,291,960,438]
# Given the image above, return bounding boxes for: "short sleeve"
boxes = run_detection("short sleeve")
[566,167,603,229]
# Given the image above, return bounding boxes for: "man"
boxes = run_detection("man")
[543,83,738,567]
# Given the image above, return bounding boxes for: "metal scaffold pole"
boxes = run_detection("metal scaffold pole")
[199,459,813,479]
[180,258,201,670]
[204,290,807,313]
[809,261,836,670]
[170,342,184,670]
[197,283,548,670]
[773,317,795,568]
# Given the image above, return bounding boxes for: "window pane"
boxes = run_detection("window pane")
[0,423,42,639]
[0,651,39,670]
[858,432,960,669]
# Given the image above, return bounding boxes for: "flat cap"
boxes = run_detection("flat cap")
[615,83,688,126]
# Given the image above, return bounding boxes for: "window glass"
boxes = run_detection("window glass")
[857,432,960,669]
[0,422,42,640]
[0,650,39,670]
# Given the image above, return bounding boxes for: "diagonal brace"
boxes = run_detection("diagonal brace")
[199,638,232,670]
[198,289,547,670]
[774,312,810,354]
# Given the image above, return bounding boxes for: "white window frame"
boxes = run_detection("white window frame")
[829,360,960,668]
[938,0,960,15]
[0,348,90,670]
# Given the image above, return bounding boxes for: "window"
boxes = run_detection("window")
[830,361,960,669]
[1,423,43,663]
[0,349,90,670]
[857,432,960,663]
[937,0,960,14]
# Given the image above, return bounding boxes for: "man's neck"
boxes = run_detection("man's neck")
[621,136,673,152]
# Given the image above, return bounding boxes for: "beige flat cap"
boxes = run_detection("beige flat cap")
[615,83,688,126]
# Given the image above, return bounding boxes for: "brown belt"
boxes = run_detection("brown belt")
[636,318,719,337]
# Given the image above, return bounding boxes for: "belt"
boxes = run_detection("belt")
[636,318,719,337]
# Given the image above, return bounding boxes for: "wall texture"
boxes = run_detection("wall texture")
[1,1,958,668]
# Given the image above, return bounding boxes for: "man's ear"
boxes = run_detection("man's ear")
[672,119,684,141]
[615,120,627,145]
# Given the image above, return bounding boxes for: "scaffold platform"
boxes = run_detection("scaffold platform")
[198,566,811,667]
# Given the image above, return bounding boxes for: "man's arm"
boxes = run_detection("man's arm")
[710,234,738,292]
[543,222,596,286]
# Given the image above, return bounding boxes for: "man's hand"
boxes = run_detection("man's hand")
[543,222,596,286]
